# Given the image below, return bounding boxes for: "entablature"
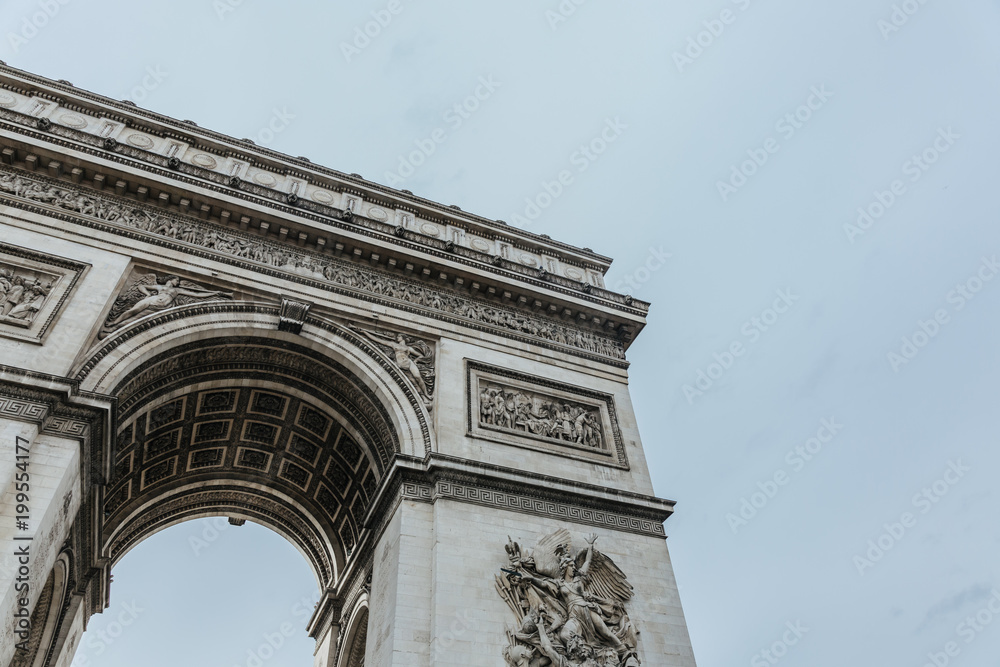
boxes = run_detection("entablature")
[0,64,653,333]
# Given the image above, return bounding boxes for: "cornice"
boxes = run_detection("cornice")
[0,165,630,365]
[0,64,645,291]
[365,454,673,540]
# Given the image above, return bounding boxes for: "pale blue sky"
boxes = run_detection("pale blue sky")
[2,1,999,665]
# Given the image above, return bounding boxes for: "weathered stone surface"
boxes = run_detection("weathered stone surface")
[0,65,696,667]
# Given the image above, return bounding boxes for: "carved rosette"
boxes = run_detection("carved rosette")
[496,529,641,667]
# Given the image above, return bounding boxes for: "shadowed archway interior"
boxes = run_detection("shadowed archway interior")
[101,335,400,588]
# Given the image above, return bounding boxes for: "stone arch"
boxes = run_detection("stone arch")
[337,596,369,667]
[70,301,434,589]
[10,553,70,667]
[74,301,433,458]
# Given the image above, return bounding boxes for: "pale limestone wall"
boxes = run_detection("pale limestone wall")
[50,594,87,667]
[367,500,435,666]
[0,424,81,667]
[425,499,696,667]
[433,337,656,497]
[0,216,131,377]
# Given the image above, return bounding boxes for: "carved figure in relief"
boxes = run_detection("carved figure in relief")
[496,530,640,667]
[352,326,435,405]
[0,264,56,323]
[0,168,626,359]
[6,279,50,321]
[479,383,603,449]
[100,273,233,337]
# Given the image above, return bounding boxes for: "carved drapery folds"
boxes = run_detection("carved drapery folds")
[467,362,627,468]
[479,382,604,450]
[496,529,641,667]
[0,242,88,343]
[350,325,435,407]
[99,268,234,338]
[0,168,624,361]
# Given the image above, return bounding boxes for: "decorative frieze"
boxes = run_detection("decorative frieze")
[467,361,628,468]
[0,168,626,362]
[0,242,88,344]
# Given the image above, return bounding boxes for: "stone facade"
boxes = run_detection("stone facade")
[0,63,696,667]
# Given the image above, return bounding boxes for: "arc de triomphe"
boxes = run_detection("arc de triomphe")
[0,65,696,667]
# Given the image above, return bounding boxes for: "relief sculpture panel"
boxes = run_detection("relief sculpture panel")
[0,168,625,362]
[99,268,234,339]
[467,361,627,467]
[0,242,88,344]
[496,529,642,667]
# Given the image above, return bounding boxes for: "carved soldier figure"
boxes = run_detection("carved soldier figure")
[7,279,49,322]
[497,530,641,667]
[1,276,24,317]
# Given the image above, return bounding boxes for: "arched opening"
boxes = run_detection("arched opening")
[102,334,398,586]
[337,601,369,667]
[72,518,319,667]
[43,306,424,667]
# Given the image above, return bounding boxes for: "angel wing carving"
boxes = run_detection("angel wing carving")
[497,529,642,666]
[103,272,158,326]
[349,325,436,405]
[577,546,634,604]
[99,271,233,338]
[531,527,571,579]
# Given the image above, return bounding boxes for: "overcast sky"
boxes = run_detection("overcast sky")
[3,1,999,665]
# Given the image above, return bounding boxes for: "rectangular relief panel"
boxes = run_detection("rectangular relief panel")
[0,242,89,344]
[466,360,628,468]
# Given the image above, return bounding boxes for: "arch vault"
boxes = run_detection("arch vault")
[0,64,695,667]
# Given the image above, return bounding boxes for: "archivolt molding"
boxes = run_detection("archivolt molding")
[0,165,627,365]
[336,597,369,667]
[105,485,336,587]
[73,302,433,458]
